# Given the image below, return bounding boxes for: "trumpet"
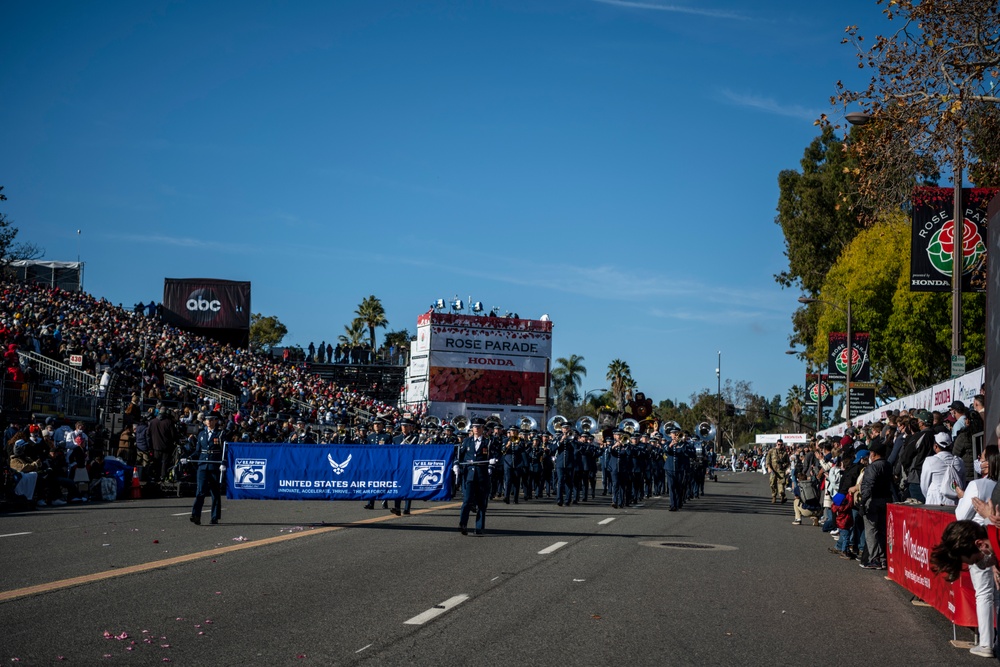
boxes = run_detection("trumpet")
[546,414,569,436]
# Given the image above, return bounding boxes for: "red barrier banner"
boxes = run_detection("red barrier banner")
[886,503,976,627]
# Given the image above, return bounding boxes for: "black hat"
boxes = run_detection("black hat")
[443,424,455,432]
[949,400,967,412]
[204,411,222,420]
[470,417,487,427]
[400,417,417,426]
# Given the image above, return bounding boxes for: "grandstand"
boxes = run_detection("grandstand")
[0,279,402,438]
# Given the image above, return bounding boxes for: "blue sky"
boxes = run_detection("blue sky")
[1,0,888,407]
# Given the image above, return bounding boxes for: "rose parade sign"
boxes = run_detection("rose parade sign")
[910,187,993,293]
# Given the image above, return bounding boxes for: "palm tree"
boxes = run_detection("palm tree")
[552,355,587,406]
[786,385,805,433]
[338,318,367,346]
[355,295,389,350]
[606,359,634,417]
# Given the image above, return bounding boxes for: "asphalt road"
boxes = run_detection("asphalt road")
[0,471,986,666]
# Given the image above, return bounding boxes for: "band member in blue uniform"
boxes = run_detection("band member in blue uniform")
[554,423,576,506]
[664,426,684,511]
[391,418,419,515]
[455,417,493,535]
[501,426,525,504]
[190,411,224,525]
[364,417,393,510]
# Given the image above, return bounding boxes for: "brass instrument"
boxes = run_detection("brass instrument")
[546,414,569,436]
[694,421,717,442]
[451,415,470,433]
[518,415,539,432]
[618,418,640,435]
[575,415,600,435]
[659,420,682,438]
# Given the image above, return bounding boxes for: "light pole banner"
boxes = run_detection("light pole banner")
[910,187,993,293]
[827,332,870,382]
[806,373,833,407]
[226,443,455,502]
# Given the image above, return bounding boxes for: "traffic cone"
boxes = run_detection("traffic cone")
[131,467,142,499]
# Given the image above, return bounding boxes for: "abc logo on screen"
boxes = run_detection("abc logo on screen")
[185,288,223,325]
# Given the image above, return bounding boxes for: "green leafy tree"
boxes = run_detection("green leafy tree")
[810,212,985,394]
[355,295,388,350]
[249,313,288,353]
[775,127,872,349]
[339,318,367,346]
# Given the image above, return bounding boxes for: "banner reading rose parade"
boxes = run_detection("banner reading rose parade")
[404,312,552,426]
[827,332,870,383]
[805,373,833,407]
[910,187,995,293]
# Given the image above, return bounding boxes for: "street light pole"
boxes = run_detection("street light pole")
[951,135,964,360]
[716,351,722,451]
[798,296,853,428]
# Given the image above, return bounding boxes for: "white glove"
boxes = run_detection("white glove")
[489,458,497,466]
[452,465,459,478]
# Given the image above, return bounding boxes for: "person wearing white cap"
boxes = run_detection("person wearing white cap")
[920,432,965,506]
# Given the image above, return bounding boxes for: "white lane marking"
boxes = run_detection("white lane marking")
[356,644,372,653]
[598,518,616,525]
[491,576,500,582]
[538,541,568,555]
[404,594,470,625]
[172,513,191,516]
[0,532,32,538]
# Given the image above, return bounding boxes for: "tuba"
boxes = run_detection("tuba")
[618,418,640,435]
[576,415,600,435]
[694,421,717,442]
[423,415,442,429]
[659,420,682,438]
[546,414,569,436]
[485,415,503,431]
[518,415,539,432]
[452,415,470,433]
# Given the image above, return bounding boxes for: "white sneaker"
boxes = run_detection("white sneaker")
[51,499,67,506]
[970,646,993,658]
[35,500,47,507]
[791,519,801,525]
[830,529,840,536]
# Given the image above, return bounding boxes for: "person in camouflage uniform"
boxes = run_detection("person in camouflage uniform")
[765,440,790,504]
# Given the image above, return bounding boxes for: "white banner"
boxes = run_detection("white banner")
[819,366,984,438]
[428,350,548,373]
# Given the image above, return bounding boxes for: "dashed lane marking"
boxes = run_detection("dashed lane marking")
[598,518,616,525]
[538,541,568,555]
[404,594,469,625]
[0,532,32,539]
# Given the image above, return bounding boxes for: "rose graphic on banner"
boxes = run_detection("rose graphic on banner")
[926,217,986,278]
[835,346,863,376]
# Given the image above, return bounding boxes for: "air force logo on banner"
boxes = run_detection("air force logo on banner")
[234,458,267,489]
[328,453,352,475]
[412,459,445,490]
